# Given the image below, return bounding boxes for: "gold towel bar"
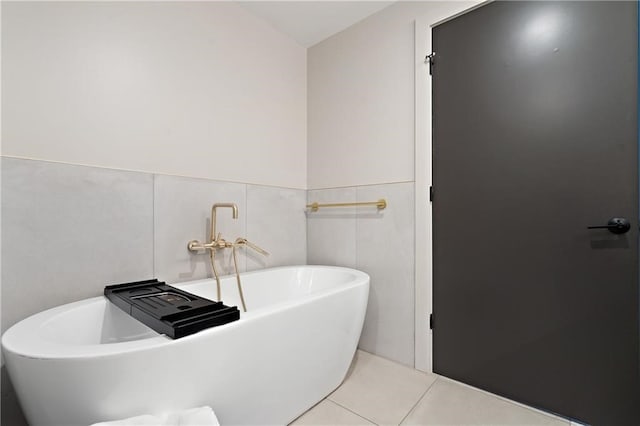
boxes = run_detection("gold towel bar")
[306,199,387,212]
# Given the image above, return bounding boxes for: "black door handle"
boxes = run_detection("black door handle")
[587,217,630,234]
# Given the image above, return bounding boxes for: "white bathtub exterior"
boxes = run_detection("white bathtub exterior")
[1,266,370,426]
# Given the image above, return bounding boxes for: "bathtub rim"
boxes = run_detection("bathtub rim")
[1,265,370,361]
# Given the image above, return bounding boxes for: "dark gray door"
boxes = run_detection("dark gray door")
[432,2,639,424]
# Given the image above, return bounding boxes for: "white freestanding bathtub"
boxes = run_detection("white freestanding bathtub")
[2,265,369,426]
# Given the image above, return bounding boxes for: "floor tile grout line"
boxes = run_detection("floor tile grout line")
[326,347,569,425]
[326,399,380,425]
[397,377,440,425]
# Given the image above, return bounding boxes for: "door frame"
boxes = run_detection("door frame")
[413,1,490,373]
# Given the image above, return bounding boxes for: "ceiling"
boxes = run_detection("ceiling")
[237,1,396,47]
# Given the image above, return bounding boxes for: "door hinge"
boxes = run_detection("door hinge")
[425,52,436,75]
[429,313,434,330]
[429,186,434,202]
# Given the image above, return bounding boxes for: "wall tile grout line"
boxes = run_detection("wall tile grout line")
[0,155,306,191]
[152,174,156,278]
[244,183,248,272]
[305,189,309,265]
[352,186,360,269]
[309,180,415,191]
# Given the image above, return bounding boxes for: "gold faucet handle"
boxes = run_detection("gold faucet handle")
[188,240,204,251]
[235,238,270,256]
[188,240,216,251]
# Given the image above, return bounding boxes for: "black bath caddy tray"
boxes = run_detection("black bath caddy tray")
[104,279,240,339]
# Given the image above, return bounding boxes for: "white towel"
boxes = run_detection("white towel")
[91,406,220,426]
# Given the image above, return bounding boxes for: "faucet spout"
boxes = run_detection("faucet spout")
[211,203,238,242]
[186,201,268,312]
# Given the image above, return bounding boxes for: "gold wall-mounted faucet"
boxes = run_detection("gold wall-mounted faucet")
[188,202,239,251]
[187,202,268,312]
[210,203,238,243]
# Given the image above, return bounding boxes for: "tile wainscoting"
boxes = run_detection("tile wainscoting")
[1,157,413,423]
[153,175,307,283]
[307,182,415,367]
[1,156,307,425]
[2,157,307,336]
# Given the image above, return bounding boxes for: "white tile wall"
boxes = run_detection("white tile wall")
[306,182,415,367]
[246,185,307,271]
[153,177,308,282]
[2,158,414,421]
[1,157,309,424]
[2,158,309,325]
[1,157,154,334]
[154,174,247,282]
[356,182,415,366]
[307,187,357,268]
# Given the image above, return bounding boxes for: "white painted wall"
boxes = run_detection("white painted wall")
[1,1,307,189]
[307,1,477,190]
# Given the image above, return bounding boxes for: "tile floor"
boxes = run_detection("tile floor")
[291,350,570,426]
